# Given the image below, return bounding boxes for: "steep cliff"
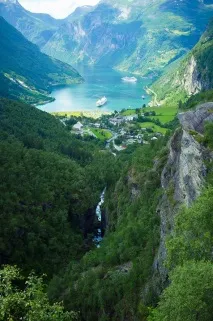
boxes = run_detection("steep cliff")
[152,19,213,104]
[153,102,213,293]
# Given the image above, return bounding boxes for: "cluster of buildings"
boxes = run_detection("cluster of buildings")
[109,114,138,126]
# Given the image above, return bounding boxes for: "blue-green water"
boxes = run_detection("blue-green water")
[39,66,152,113]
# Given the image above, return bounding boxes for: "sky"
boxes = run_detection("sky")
[19,0,100,19]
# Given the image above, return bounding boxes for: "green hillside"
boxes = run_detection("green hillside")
[151,19,213,105]
[0,17,83,104]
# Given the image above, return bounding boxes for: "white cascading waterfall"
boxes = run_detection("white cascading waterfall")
[94,188,106,247]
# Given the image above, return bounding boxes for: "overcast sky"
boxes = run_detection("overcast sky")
[19,0,100,19]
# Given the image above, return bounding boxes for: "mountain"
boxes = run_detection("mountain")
[0,17,83,104]
[0,0,61,47]
[151,18,213,105]
[1,0,213,76]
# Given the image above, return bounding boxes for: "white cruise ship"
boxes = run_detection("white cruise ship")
[96,96,107,107]
[122,76,137,83]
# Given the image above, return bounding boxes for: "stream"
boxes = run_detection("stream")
[93,189,106,247]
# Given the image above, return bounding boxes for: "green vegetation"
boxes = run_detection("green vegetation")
[0,97,171,320]
[48,138,170,321]
[0,98,118,278]
[139,122,168,134]
[149,261,213,321]
[181,89,213,110]
[152,19,213,105]
[52,111,111,119]
[121,106,177,135]
[0,17,82,104]
[90,128,113,141]
[148,106,177,123]
[0,265,77,321]
[121,106,177,124]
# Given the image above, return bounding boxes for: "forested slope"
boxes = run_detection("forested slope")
[0,17,82,104]
[0,98,118,277]
[48,136,170,320]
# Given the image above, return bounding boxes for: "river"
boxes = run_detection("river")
[38,65,152,113]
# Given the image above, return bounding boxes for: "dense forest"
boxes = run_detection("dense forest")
[0,98,119,277]
[48,137,170,321]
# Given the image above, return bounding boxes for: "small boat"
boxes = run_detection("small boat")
[142,95,145,99]
[122,76,137,83]
[96,96,107,107]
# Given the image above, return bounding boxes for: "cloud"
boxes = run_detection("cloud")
[19,0,100,18]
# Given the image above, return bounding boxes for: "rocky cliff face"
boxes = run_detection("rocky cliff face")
[182,55,202,95]
[152,102,213,294]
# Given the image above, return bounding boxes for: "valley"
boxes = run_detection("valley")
[1,0,213,321]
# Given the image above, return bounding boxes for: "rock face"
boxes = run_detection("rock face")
[179,102,213,133]
[42,3,144,70]
[152,102,213,294]
[182,56,202,95]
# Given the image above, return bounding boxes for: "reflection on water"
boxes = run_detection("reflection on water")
[38,65,152,113]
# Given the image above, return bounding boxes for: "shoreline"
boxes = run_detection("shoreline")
[145,86,161,107]
[51,110,112,119]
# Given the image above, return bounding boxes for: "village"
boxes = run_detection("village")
[55,106,174,153]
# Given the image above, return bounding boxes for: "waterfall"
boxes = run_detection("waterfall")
[93,188,106,247]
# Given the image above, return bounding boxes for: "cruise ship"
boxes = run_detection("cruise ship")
[122,76,137,83]
[96,96,107,107]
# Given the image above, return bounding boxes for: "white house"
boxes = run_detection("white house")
[73,121,83,131]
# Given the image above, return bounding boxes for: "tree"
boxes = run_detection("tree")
[0,266,78,321]
[148,261,213,321]
[178,100,183,109]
